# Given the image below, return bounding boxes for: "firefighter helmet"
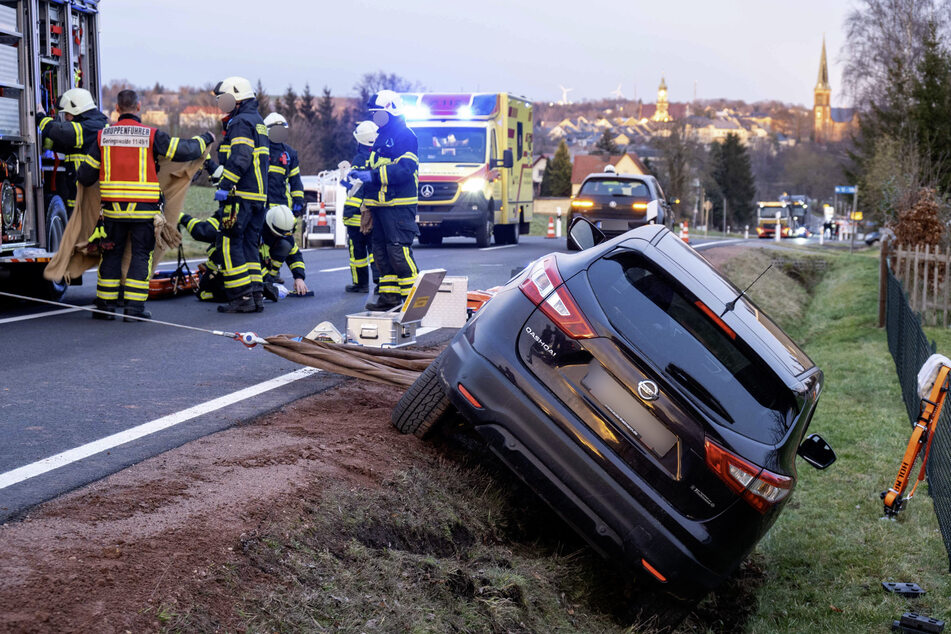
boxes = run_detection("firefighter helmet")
[266,205,295,235]
[263,112,289,143]
[213,76,254,113]
[58,88,96,116]
[353,121,379,146]
[366,90,402,116]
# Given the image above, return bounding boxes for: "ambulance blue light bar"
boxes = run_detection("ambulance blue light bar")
[397,93,499,120]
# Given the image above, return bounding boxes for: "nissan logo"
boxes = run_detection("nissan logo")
[637,380,659,401]
[420,184,435,198]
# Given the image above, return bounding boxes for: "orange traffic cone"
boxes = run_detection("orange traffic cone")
[545,216,556,239]
[317,202,328,227]
[680,219,689,243]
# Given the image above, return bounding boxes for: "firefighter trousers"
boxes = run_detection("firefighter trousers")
[97,219,154,309]
[216,199,266,299]
[347,224,378,288]
[370,205,419,298]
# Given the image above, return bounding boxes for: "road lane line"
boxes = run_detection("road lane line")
[695,239,745,250]
[0,367,321,491]
[0,305,92,324]
[479,244,517,251]
[319,266,350,273]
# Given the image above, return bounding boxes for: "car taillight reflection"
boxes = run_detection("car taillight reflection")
[518,256,596,339]
[704,438,792,513]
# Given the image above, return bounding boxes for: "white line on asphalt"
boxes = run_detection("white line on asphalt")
[0,367,321,491]
[694,239,745,250]
[319,266,350,273]
[0,305,93,325]
[479,244,518,251]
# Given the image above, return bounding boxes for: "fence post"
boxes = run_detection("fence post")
[945,249,950,328]
[879,238,890,327]
[923,244,931,321]
[913,244,921,313]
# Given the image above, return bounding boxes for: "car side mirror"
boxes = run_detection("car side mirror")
[567,216,605,251]
[798,433,836,469]
[491,149,514,169]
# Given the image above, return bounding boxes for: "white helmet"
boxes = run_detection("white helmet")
[58,88,96,116]
[263,112,289,143]
[603,164,617,174]
[366,90,402,116]
[353,120,379,146]
[214,76,255,101]
[266,205,296,235]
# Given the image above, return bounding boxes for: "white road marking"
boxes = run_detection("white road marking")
[319,266,350,273]
[0,305,92,324]
[479,244,518,251]
[694,238,745,250]
[0,367,321,491]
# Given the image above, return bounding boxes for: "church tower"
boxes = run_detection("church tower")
[652,76,671,122]
[813,36,831,142]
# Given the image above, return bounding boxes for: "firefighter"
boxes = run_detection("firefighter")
[77,89,214,321]
[260,205,308,300]
[342,120,379,293]
[346,91,420,311]
[210,76,269,313]
[178,209,227,302]
[263,113,305,214]
[37,88,109,216]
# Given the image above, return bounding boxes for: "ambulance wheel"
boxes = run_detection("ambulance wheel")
[40,197,68,301]
[418,228,443,246]
[475,201,494,248]
[392,353,453,439]
[493,223,519,245]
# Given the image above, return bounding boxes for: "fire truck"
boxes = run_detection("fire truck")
[397,92,534,247]
[0,0,101,300]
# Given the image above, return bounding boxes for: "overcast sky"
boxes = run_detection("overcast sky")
[100,1,854,107]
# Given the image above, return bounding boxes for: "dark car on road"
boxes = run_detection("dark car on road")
[392,220,835,619]
[568,171,670,249]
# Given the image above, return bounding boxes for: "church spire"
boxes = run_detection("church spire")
[816,35,830,90]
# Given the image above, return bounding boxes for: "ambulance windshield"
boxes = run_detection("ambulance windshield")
[412,127,487,164]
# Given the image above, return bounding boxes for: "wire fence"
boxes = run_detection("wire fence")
[885,263,951,569]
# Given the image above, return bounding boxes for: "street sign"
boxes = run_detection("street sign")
[850,211,863,220]
[835,185,857,195]
[703,200,713,211]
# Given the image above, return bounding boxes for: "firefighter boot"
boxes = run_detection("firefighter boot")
[262,278,280,302]
[123,306,152,322]
[253,291,265,312]
[217,295,256,313]
[345,283,369,293]
[92,298,116,321]
[365,293,402,311]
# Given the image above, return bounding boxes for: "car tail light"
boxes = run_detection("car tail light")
[457,383,483,409]
[705,438,792,514]
[519,255,596,339]
[571,199,594,209]
[694,300,736,339]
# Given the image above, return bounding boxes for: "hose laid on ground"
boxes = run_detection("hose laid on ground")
[0,290,434,386]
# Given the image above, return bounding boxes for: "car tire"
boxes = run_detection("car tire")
[418,228,443,246]
[493,223,519,245]
[391,353,454,439]
[475,201,494,248]
[40,196,69,301]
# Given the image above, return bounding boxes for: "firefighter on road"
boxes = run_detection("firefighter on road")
[347,91,420,311]
[263,113,305,214]
[210,76,269,313]
[260,205,308,300]
[77,89,214,321]
[342,120,379,294]
[37,88,109,216]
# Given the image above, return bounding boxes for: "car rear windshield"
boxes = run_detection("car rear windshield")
[580,178,650,197]
[587,251,797,443]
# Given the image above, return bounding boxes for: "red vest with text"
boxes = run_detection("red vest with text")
[97,120,161,203]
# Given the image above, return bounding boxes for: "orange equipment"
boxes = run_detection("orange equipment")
[317,202,328,227]
[882,364,951,517]
[545,216,555,239]
[681,219,690,243]
[148,246,200,298]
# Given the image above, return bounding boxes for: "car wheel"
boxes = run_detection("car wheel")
[41,196,69,301]
[391,353,454,439]
[475,200,494,248]
[418,228,443,246]
[492,223,519,245]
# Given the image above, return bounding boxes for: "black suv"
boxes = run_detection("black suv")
[568,172,670,248]
[392,220,834,610]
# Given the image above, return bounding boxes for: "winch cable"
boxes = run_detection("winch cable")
[0,290,268,347]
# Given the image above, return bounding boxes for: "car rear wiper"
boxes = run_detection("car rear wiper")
[665,364,734,423]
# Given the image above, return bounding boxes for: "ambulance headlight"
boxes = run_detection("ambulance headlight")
[461,177,486,193]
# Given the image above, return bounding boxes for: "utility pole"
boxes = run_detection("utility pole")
[722,197,728,235]
[849,186,859,254]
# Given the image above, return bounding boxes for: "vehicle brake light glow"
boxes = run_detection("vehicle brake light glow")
[518,256,596,339]
[705,438,793,514]
[571,199,594,208]
[694,300,736,339]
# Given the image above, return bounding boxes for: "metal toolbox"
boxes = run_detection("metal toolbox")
[346,269,446,348]
[421,275,468,329]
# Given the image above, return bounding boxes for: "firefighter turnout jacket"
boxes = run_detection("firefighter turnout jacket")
[38,108,109,210]
[267,142,304,208]
[216,99,268,202]
[261,229,305,280]
[78,114,213,220]
[361,116,419,208]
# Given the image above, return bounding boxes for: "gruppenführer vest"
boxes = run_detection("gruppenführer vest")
[98,120,161,206]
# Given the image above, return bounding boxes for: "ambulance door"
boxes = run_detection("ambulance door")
[489,127,502,218]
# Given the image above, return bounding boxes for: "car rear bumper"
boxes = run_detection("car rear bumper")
[438,332,728,598]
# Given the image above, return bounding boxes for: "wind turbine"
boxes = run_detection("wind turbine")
[558,85,573,105]
[611,84,624,100]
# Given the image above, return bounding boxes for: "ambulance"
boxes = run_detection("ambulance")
[397,93,534,247]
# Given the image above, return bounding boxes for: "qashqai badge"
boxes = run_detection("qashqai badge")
[637,380,659,401]
[420,184,435,198]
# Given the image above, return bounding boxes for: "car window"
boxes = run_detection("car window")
[580,179,650,197]
[587,250,796,444]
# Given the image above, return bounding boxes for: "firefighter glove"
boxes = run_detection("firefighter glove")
[350,169,372,182]
[292,202,303,215]
[214,188,229,202]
